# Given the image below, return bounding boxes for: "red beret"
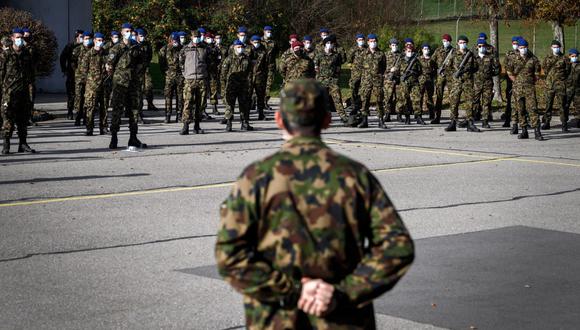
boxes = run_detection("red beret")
[291,41,303,48]
[442,34,452,41]
[289,34,298,40]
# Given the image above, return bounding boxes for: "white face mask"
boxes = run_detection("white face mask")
[357,40,365,47]
[459,43,467,50]
[265,31,272,39]
[552,47,560,55]
[192,37,201,44]
[512,44,518,50]
[235,47,243,55]
[123,31,131,40]
[206,38,213,44]
[571,57,578,63]
[180,37,186,44]
[253,42,261,48]
[304,42,312,49]
[215,38,221,45]
[112,37,119,44]
[325,43,333,51]
[390,45,398,52]
[443,41,450,48]
[422,49,430,56]
[368,41,377,49]
[405,50,413,57]
[83,39,92,47]
[95,40,103,48]
[238,35,246,43]
[14,37,23,47]
[519,47,528,56]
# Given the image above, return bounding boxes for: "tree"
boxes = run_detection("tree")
[534,1,580,50]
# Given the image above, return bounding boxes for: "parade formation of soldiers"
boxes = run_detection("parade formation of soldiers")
[1,23,580,155]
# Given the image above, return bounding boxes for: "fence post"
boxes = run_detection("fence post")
[456,16,461,42]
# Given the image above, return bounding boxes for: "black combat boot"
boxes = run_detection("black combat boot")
[518,127,529,139]
[212,104,219,115]
[225,118,233,132]
[444,120,457,132]
[428,109,435,120]
[562,122,569,132]
[482,120,491,128]
[193,120,204,134]
[128,126,147,148]
[534,127,544,141]
[357,115,369,128]
[99,127,108,135]
[458,119,468,128]
[503,117,511,127]
[510,123,519,135]
[257,109,266,120]
[109,132,118,149]
[17,136,36,153]
[67,109,74,120]
[175,112,181,123]
[467,119,481,132]
[2,138,10,154]
[74,112,82,126]
[404,114,411,125]
[240,121,254,131]
[180,123,189,135]
[86,127,93,136]
[416,115,426,125]
[147,100,159,111]
[164,113,171,124]
[541,120,550,130]
[397,114,404,123]
[385,114,392,122]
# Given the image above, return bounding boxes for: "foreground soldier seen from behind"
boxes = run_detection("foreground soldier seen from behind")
[216,79,415,330]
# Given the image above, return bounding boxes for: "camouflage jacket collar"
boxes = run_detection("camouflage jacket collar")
[282,136,326,150]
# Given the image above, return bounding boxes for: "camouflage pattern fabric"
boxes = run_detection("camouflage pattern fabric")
[432,45,454,115]
[472,53,500,121]
[504,49,519,123]
[448,49,476,121]
[315,51,346,119]
[60,42,81,113]
[383,50,402,115]
[83,47,108,130]
[565,61,580,120]
[159,44,184,115]
[396,55,422,116]
[542,53,571,124]
[506,52,542,128]
[73,45,92,116]
[263,37,279,102]
[138,40,154,112]
[221,52,253,121]
[250,45,270,112]
[206,45,220,106]
[348,45,367,111]
[418,55,437,116]
[360,49,386,117]
[181,78,206,124]
[279,51,315,88]
[1,47,32,139]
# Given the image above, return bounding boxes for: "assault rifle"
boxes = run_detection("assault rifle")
[437,48,454,76]
[453,51,472,79]
[401,54,418,82]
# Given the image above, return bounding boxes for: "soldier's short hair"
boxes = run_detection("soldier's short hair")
[280,79,329,135]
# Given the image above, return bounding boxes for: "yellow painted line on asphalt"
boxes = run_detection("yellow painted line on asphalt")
[373,157,509,173]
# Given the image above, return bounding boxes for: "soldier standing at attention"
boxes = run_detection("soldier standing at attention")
[221,40,254,132]
[204,33,221,116]
[541,40,571,131]
[472,38,500,129]
[358,34,386,128]
[136,29,158,113]
[396,40,424,125]
[314,34,348,124]
[60,29,84,120]
[279,41,315,88]
[216,79,414,330]
[1,28,36,154]
[432,34,454,124]
[506,38,544,140]
[72,31,94,126]
[179,30,209,135]
[565,49,580,128]
[103,31,120,113]
[504,36,520,132]
[249,35,269,120]
[303,36,316,60]
[348,33,367,115]
[262,26,278,110]
[106,23,147,149]
[384,38,401,122]
[159,33,183,123]
[83,32,108,136]
[418,43,436,124]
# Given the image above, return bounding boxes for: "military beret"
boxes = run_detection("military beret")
[280,79,329,127]
[251,35,261,41]
[111,31,120,36]
[171,33,180,41]
[367,34,378,40]
[551,40,561,47]
[303,35,313,41]
[389,38,399,45]
[11,27,24,35]
[205,33,214,39]
[478,32,487,39]
[22,27,30,33]
[404,37,414,44]
[121,23,133,30]
[569,48,579,55]
[94,32,104,39]
[264,26,273,31]
[75,29,84,35]
[233,39,245,47]
[289,34,298,40]
[291,41,303,49]
[477,38,487,45]
[178,31,187,36]
[135,28,146,36]
[422,43,430,49]
[355,33,365,39]
[325,34,337,44]
[198,27,206,34]
[82,31,93,37]
[518,38,528,47]
[458,35,469,42]
[512,36,521,42]
[442,34,452,41]
[237,26,248,33]
[319,28,330,33]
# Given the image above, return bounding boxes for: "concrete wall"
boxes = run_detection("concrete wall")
[4,0,92,93]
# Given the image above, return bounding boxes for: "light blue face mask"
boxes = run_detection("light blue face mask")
[83,39,93,47]
[14,38,23,47]
[123,31,131,40]
[571,57,578,63]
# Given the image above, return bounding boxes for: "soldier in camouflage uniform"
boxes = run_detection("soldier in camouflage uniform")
[303,36,316,60]
[279,34,300,66]
[473,38,500,129]
[103,31,120,113]
[0,37,12,129]
[445,35,480,132]
[179,30,209,135]
[216,79,414,330]
[82,32,108,136]
[213,33,228,112]
[106,23,147,149]
[262,26,278,110]
[541,40,571,131]
[348,34,367,114]
[565,49,580,127]
[279,41,315,88]
[358,34,386,128]
[396,41,424,125]
[204,33,221,115]
[22,28,37,126]
[383,38,401,122]
[221,40,254,132]
[418,43,437,124]
[60,29,84,120]
[506,38,544,140]
[1,28,36,154]
[314,35,347,123]
[249,35,269,120]
[133,28,152,124]
[432,34,454,124]
[72,31,94,126]
[136,29,158,114]
[503,37,520,131]
[159,33,183,123]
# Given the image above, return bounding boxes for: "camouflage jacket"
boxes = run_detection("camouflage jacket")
[158,44,182,79]
[73,45,93,83]
[348,45,368,79]
[216,136,415,330]
[506,53,541,88]
[205,45,220,77]
[432,45,454,78]
[106,39,142,88]
[251,45,269,79]
[279,51,315,84]
[221,52,253,89]
[473,53,500,83]
[138,40,153,75]
[384,50,402,82]
[503,49,518,73]
[304,48,317,61]
[418,55,437,84]
[448,49,476,81]
[568,62,580,93]
[84,47,107,90]
[314,51,342,86]
[60,42,81,76]
[361,49,386,84]
[396,54,422,85]
[542,53,570,87]
[0,46,33,95]
[263,38,279,69]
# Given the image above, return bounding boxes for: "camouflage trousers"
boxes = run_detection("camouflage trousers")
[110,82,139,133]
[360,79,385,117]
[472,79,494,120]
[565,88,580,119]
[182,78,207,124]
[250,74,268,112]
[66,74,76,113]
[514,84,540,128]
[349,73,362,111]
[84,85,107,130]
[434,75,448,113]
[419,79,435,116]
[449,77,474,121]
[224,82,250,121]
[265,65,275,104]
[140,67,154,111]
[1,89,28,139]
[209,73,220,106]
[542,81,568,124]
[74,80,87,117]
[104,76,113,111]
[505,76,513,117]
[397,81,422,116]
[164,74,184,115]
[383,80,398,115]
[321,81,346,120]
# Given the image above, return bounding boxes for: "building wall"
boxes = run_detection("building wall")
[5,0,92,93]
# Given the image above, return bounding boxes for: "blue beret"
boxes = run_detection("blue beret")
[512,36,521,42]
[569,48,579,55]
[303,35,313,41]
[83,31,93,37]
[477,38,487,45]
[518,38,528,47]
[404,38,414,44]
[178,31,187,36]
[320,28,330,33]
[135,28,146,36]
[233,39,245,46]
[250,35,261,41]
[121,23,133,30]
[22,27,30,33]
[171,33,179,41]
[367,34,377,40]
[94,32,104,39]
[198,27,206,33]
[389,38,398,44]
[111,31,120,36]
[478,32,487,39]
[355,33,365,39]
[238,26,247,33]
[11,28,24,34]
[422,43,431,48]
[264,26,273,31]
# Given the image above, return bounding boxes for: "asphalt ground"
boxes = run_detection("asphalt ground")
[1,95,580,329]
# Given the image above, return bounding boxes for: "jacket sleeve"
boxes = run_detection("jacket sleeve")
[335,172,415,308]
[215,169,301,305]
